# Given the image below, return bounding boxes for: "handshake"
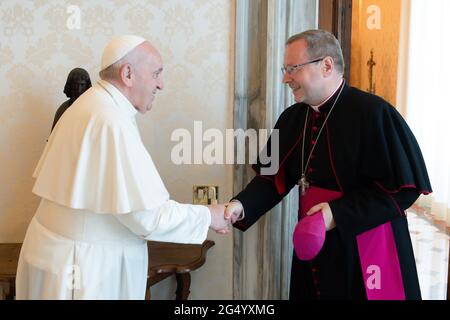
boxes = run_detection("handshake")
[207,201,244,235]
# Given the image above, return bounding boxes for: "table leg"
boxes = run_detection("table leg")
[6,279,15,300]
[145,286,151,300]
[175,273,191,300]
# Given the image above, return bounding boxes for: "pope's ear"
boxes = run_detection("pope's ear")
[119,63,133,87]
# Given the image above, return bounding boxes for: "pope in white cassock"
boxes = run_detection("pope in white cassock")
[15,35,230,300]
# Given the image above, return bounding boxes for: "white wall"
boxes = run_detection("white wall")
[0,0,234,299]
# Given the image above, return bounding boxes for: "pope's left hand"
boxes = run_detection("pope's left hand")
[305,202,336,231]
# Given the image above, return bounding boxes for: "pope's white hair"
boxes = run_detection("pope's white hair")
[99,47,140,81]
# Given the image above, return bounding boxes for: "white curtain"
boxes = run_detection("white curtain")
[403,0,450,227]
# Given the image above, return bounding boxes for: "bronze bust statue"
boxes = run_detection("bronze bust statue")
[51,68,92,131]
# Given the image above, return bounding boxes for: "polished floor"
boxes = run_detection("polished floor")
[407,210,449,300]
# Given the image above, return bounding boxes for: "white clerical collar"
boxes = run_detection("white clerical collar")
[310,78,344,112]
[97,79,138,118]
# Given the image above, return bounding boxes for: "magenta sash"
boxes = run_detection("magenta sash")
[356,222,406,300]
[296,186,406,300]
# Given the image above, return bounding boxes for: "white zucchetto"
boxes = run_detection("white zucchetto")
[101,35,146,70]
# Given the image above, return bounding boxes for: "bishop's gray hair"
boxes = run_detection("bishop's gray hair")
[286,29,344,75]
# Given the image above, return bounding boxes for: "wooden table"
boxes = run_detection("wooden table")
[0,243,21,300]
[0,240,214,300]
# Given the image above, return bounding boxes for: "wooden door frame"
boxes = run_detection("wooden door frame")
[318,0,352,82]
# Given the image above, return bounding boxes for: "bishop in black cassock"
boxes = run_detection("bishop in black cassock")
[227,30,431,300]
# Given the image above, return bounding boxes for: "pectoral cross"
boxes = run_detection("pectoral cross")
[299,174,310,196]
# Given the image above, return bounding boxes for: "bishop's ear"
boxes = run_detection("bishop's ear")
[322,56,334,77]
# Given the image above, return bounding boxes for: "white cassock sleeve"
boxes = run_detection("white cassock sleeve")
[114,200,211,244]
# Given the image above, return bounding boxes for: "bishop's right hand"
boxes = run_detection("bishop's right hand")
[224,200,244,224]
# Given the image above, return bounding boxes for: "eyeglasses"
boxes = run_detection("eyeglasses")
[281,58,324,75]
